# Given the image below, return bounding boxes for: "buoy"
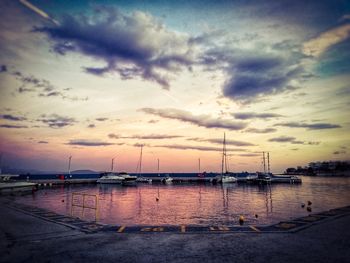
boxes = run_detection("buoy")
[239,215,245,225]
[301,203,305,208]
[62,199,64,202]
[307,206,312,212]
[307,201,312,206]
[255,214,258,218]
[156,197,159,202]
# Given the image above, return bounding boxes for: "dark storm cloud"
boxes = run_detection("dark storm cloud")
[269,136,320,145]
[187,137,255,146]
[274,122,341,130]
[0,114,27,121]
[223,58,303,101]
[35,7,193,89]
[0,124,28,128]
[140,108,247,130]
[233,112,283,120]
[67,139,115,146]
[108,133,183,140]
[38,114,76,128]
[153,144,247,152]
[244,128,277,133]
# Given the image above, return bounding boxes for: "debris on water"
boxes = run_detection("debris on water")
[301,203,305,208]
[308,201,312,206]
[307,206,312,212]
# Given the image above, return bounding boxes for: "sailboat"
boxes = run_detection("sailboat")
[220,133,237,183]
[97,157,125,184]
[136,145,152,183]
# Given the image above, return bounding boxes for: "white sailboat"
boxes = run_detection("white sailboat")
[136,145,152,183]
[97,157,125,184]
[221,133,237,183]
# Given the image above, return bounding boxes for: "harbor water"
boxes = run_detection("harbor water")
[13,176,350,226]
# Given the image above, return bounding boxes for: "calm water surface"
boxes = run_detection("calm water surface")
[14,177,350,226]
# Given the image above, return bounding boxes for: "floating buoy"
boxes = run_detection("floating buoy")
[301,203,305,208]
[307,206,312,212]
[255,214,258,218]
[239,215,245,225]
[61,199,65,202]
[156,197,159,202]
[307,201,312,206]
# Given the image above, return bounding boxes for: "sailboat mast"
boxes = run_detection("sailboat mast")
[157,158,160,177]
[198,158,201,174]
[139,145,143,176]
[262,152,266,173]
[221,133,226,175]
[68,156,72,175]
[267,152,270,173]
[111,158,115,172]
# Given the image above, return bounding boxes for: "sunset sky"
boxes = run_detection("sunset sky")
[0,0,349,173]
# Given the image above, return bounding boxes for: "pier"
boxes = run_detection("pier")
[0,198,349,263]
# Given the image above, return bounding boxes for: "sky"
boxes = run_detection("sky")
[0,0,349,173]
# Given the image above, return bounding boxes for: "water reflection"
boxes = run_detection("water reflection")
[17,177,350,226]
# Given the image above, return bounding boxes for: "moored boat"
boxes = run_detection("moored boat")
[97,173,125,184]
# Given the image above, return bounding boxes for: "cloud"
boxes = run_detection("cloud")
[233,112,283,120]
[244,128,277,133]
[37,141,48,144]
[269,136,304,144]
[269,136,320,145]
[38,114,76,128]
[0,65,7,73]
[152,144,247,152]
[274,122,341,130]
[87,124,95,128]
[9,69,88,101]
[35,7,194,89]
[140,108,247,130]
[223,56,303,101]
[66,139,115,146]
[333,150,346,155]
[96,118,108,122]
[0,114,27,121]
[187,137,255,146]
[0,124,28,128]
[108,133,183,140]
[303,23,350,57]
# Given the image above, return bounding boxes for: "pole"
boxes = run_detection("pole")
[221,133,225,175]
[68,156,72,175]
[111,158,115,172]
[139,145,143,176]
[262,152,266,174]
[199,158,201,174]
[157,158,160,177]
[267,152,270,173]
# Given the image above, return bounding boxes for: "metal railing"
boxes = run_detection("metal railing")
[71,192,99,221]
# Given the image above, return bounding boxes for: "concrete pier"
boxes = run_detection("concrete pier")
[1,198,349,263]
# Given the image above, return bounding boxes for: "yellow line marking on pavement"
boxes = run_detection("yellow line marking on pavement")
[117,226,126,233]
[180,225,186,233]
[250,226,261,232]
